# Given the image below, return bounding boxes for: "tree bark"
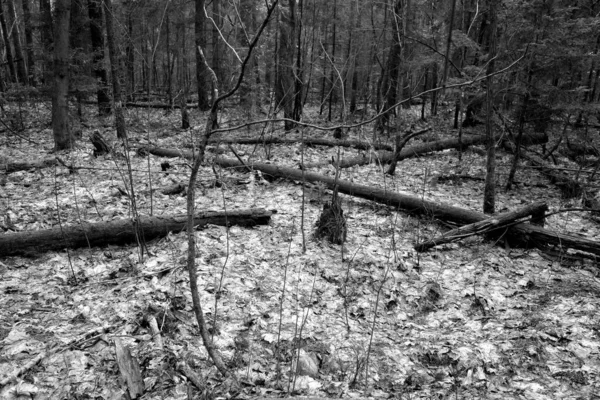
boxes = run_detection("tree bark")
[214,157,600,257]
[104,0,127,139]
[21,0,35,85]
[483,0,498,214]
[6,0,27,85]
[52,0,72,150]
[88,0,111,115]
[0,209,274,257]
[275,0,299,130]
[195,0,210,110]
[415,201,548,252]
[0,1,15,83]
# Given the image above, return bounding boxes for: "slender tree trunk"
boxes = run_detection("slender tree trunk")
[21,0,35,85]
[483,0,498,214]
[292,0,303,122]
[327,0,337,121]
[348,0,358,114]
[88,0,111,115]
[195,0,210,110]
[127,12,135,99]
[6,0,27,84]
[104,0,127,139]
[180,9,189,129]
[0,2,15,83]
[212,0,222,85]
[377,0,403,130]
[52,0,72,150]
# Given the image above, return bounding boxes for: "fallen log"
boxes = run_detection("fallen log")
[0,208,274,257]
[214,156,600,257]
[1,157,58,173]
[414,201,548,252]
[208,136,396,151]
[303,132,548,169]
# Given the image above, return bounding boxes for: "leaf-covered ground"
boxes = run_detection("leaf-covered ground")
[1,104,599,399]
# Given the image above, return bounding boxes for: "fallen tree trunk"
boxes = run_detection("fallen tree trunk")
[214,156,600,257]
[1,158,58,173]
[303,132,548,169]
[414,201,548,252]
[502,141,584,198]
[0,208,274,257]
[208,136,396,151]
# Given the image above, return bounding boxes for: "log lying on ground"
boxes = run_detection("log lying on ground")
[414,201,548,252]
[215,156,600,256]
[303,132,548,169]
[208,136,397,151]
[1,157,58,173]
[0,208,274,257]
[502,141,584,198]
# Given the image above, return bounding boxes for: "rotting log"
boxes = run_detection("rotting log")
[302,132,548,169]
[414,201,548,252]
[214,156,600,257]
[0,208,274,257]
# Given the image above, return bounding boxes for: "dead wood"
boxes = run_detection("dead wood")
[0,208,274,257]
[302,132,548,169]
[90,131,111,157]
[415,201,548,252]
[114,338,145,398]
[214,156,600,257]
[208,136,396,151]
[1,157,58,173]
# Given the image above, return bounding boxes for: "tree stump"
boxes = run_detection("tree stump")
[90,130,111,157]
[315,186,347,244]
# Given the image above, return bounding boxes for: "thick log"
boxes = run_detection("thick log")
[0,208,274,257]
[414,201,548,252]
[214,156,600,257]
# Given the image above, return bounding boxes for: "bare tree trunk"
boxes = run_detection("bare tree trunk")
[88,0,111,115]
[376,0,403,131]
[275,0,299,130]
[212,0,222,86]
[39,0,53,82]
[483,0,498,214]
[0,2,15,83]
[327,0,337,121]
[104,0,127,139]
[52,0,72,150]
[195,0,210,110]
[127,12,135,99]
[6,0,27,85]
[21,0,35,85]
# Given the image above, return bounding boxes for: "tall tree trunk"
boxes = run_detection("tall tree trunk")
[39,0,53,84]
[377,0,403,130]
[327,0,336,121]
[275,0,298,130]
[0,1,15,83]
[88,0,111,115]
[104,0,127,139]
[239,0,257,110]
[21,0,35,85]
[212,0,222,86]
[292,0,303,122]
[195,0,210,110]
[6,0,27,84]
[127,12,135,99]
[483,0,498,214]
[52,0,72,150]
[347,0,358,114]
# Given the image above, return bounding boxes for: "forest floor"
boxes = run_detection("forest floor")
[1,102,600,400]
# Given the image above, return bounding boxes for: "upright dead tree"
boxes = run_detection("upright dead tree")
[88,0,111,115]
[483,0,498,214]
[195,0,211,110]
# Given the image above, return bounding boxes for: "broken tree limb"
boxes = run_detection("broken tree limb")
[414,201,548,252]
[1,157,58,173]
[209,135,397,151]
[0,208,274,257]
[214,156,600,257]
[302,132,548,169]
